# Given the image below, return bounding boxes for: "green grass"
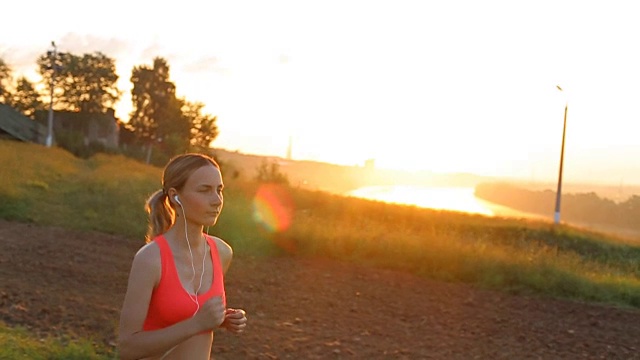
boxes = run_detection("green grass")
[283,190,640,307]
[2,139,640,357]
[0,323,114,359]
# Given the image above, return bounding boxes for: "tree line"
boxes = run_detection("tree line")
[0,50,218,165]
[475,182,640,232]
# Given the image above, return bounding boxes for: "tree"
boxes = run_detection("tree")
[127,57,218,162]
[0,57,12,104]
[129,57,178,143]
[36,51,121,113]
[129,57,220,161]
[0,58,44,119]
[183,100,219,150]
[10,76,44,118]
[129,57,190,163]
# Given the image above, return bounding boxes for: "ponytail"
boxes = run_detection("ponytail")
[144,189,175,243]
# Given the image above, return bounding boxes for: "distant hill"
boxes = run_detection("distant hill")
[475,181,640,240]
[211,148,640,202]
[503,179,640,204]
[211,148,493,194]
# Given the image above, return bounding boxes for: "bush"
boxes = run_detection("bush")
[255,159,289,185]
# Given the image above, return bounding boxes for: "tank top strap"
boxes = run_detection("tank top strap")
[153,235,172,280]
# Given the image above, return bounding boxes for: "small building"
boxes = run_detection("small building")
[0,103,47,144]
[34,108,120,149]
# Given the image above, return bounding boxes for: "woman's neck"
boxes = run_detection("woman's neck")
[166,223,206,251]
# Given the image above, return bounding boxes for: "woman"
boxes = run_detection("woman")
[118,153,247,360]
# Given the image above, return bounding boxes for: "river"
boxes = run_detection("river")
[347,185,547,220]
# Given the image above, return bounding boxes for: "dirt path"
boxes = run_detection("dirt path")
[1,220,639,359]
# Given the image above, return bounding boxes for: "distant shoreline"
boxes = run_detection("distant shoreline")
[213,148,640,203]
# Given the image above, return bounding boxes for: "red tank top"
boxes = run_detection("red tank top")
[143,234,226,331]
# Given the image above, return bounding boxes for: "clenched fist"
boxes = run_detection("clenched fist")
[194,296,226,331]
[221,308,247,333]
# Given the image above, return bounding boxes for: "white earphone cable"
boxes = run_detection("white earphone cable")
[180,204,207,315]
[162,203,208,360]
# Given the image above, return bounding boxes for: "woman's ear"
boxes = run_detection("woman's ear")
[167,189,179,206]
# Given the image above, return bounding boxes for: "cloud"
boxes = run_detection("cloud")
[140,43,165,63]
[182,56,229,75]
[0,33,134,79]
[57,33,131,58]
[0,46,42,73]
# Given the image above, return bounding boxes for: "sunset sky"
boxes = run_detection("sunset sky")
[2,0,640,185]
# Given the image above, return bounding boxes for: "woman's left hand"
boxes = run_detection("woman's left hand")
[221,308,247,333]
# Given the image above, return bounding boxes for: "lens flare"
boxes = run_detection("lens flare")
[252,184,294,232]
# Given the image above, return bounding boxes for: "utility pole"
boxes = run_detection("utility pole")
[46,41,57,147]
[554,85,568,224]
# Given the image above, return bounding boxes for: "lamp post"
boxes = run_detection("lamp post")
[45,41,57,147]
[554,85,568,224]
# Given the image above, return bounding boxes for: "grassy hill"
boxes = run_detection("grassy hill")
[2,139,640,357]
[2,139,640,302]
[3,139,640,298]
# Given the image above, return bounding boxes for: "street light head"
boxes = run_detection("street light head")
[556,85,563,91]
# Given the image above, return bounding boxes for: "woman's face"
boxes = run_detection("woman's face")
[176,164,224,226]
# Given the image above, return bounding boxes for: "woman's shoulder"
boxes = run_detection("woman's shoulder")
[124,239,162,286]
[207,235,233,270]
[132,239,162,268]
[209,236,232,255]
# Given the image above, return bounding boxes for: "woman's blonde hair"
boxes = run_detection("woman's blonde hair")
[144,153,220,243]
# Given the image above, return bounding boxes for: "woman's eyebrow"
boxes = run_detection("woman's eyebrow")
[197,184,223,189]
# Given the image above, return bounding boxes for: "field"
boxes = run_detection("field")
[1,140,640,359]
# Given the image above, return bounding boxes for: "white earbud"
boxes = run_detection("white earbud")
[174,195,182,206]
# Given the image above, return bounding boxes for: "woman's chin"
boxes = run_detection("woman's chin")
[204,218,219,227]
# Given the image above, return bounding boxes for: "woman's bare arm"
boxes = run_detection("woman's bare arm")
[117,244,224,360]
[213,237,248,333]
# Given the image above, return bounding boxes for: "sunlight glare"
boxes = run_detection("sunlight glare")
[349,186,495,216]
[252,183,294,232]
